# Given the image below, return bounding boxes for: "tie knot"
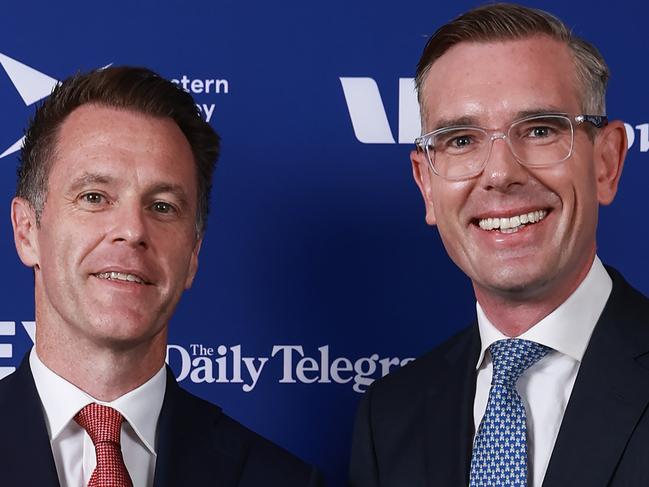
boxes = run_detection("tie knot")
[489,339,550,387]
[74,403,124,446]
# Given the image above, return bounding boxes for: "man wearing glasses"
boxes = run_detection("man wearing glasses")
[349,4,649,487]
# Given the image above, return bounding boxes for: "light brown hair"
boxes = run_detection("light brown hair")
[415,3,609,117]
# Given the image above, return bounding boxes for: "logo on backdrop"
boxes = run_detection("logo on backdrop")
[167,343,414,393]
[0,52,60,159]
[340,76,649,153]
[0,52,229,159]
[0,321,35,379]
[170,75,229,123]
[340,77,420,144]
[0,321,408,392]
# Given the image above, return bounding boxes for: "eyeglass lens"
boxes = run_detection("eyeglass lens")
[427,115,574,179]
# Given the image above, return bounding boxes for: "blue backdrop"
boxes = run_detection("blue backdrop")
[1,1,647,485]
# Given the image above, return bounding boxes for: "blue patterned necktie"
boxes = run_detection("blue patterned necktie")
[469,338,550,487]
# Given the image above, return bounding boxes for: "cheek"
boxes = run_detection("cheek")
[572,180,600,230]
[39,241,75,291]
[431,193,475,262]
[37,225,67,266]
[547,163,597,217]
[38,222,97,279]
[430,181,472,227]
[164,239,198,275]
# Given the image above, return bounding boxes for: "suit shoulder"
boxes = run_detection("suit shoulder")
[170,385,322,485]
[368,324,477,398]
[0,358,35,407]
[218,413,321,483]
[608,267,649,313]
[0,371,21,419]
[0,369,17,400]
[603,266,649,344]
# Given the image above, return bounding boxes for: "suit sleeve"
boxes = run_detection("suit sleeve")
[348,387,380,487]
[308,466,326,487]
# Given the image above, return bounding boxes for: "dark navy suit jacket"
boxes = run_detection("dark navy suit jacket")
[0,358,324,487]
[349,268,649,486]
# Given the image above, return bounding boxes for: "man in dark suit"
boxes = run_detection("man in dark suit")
[349,4,649,486]
[2,66,323,486]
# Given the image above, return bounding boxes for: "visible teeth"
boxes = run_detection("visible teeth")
[95,271,145,284]
[478,210,547,232]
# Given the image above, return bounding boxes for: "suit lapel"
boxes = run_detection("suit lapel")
[424,326,480,487]
[0,354,59,486]
[153,368,242,487]
[543,271,649,486]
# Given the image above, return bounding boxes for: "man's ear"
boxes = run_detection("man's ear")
[411,149,437,225]
[594,120,627,206]
[184,236,202,289]
[11,197,40,268]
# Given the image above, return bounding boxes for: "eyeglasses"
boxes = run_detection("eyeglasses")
[414,113,608,181]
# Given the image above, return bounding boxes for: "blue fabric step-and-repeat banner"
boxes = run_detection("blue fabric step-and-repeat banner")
[1,1,647,484]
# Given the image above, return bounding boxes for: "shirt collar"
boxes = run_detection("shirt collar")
[475,255,612,370]
[29,348,166,454]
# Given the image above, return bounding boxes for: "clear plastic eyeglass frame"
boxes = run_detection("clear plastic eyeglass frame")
[414,113,608,181]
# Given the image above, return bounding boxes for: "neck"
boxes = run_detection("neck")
[35,326,166,402]
[474,252,596,337]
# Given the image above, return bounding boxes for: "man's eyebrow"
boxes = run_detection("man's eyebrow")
[146,183,190,207]
[429,107,568,132]
[67,173,114,193]
[430,116,479,131]
[513,107,567,119]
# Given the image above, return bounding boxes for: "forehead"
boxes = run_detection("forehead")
[50,104,196,195]
[420,36,581,129]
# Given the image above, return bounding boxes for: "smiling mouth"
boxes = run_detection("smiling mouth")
[476,209,548,234]
[93,271,149,285]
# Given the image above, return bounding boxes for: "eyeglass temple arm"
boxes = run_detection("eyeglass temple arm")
[575,115,608,128]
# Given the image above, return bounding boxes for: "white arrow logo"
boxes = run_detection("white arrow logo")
[340,77,421,145]
[0,52,60,159]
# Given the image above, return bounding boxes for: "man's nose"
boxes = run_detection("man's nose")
[478,135,529,191]
[109,203,149,249]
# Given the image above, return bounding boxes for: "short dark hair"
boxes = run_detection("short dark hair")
[415,3,609,117]
[17,66,220,235]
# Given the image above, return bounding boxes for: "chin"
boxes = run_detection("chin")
[477,267,554,298]
[90,314,161,344]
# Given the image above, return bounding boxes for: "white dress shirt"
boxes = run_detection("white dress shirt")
[473,256,612,487]
[30,349,167,487]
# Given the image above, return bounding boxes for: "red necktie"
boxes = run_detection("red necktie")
[74,403,134,487]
